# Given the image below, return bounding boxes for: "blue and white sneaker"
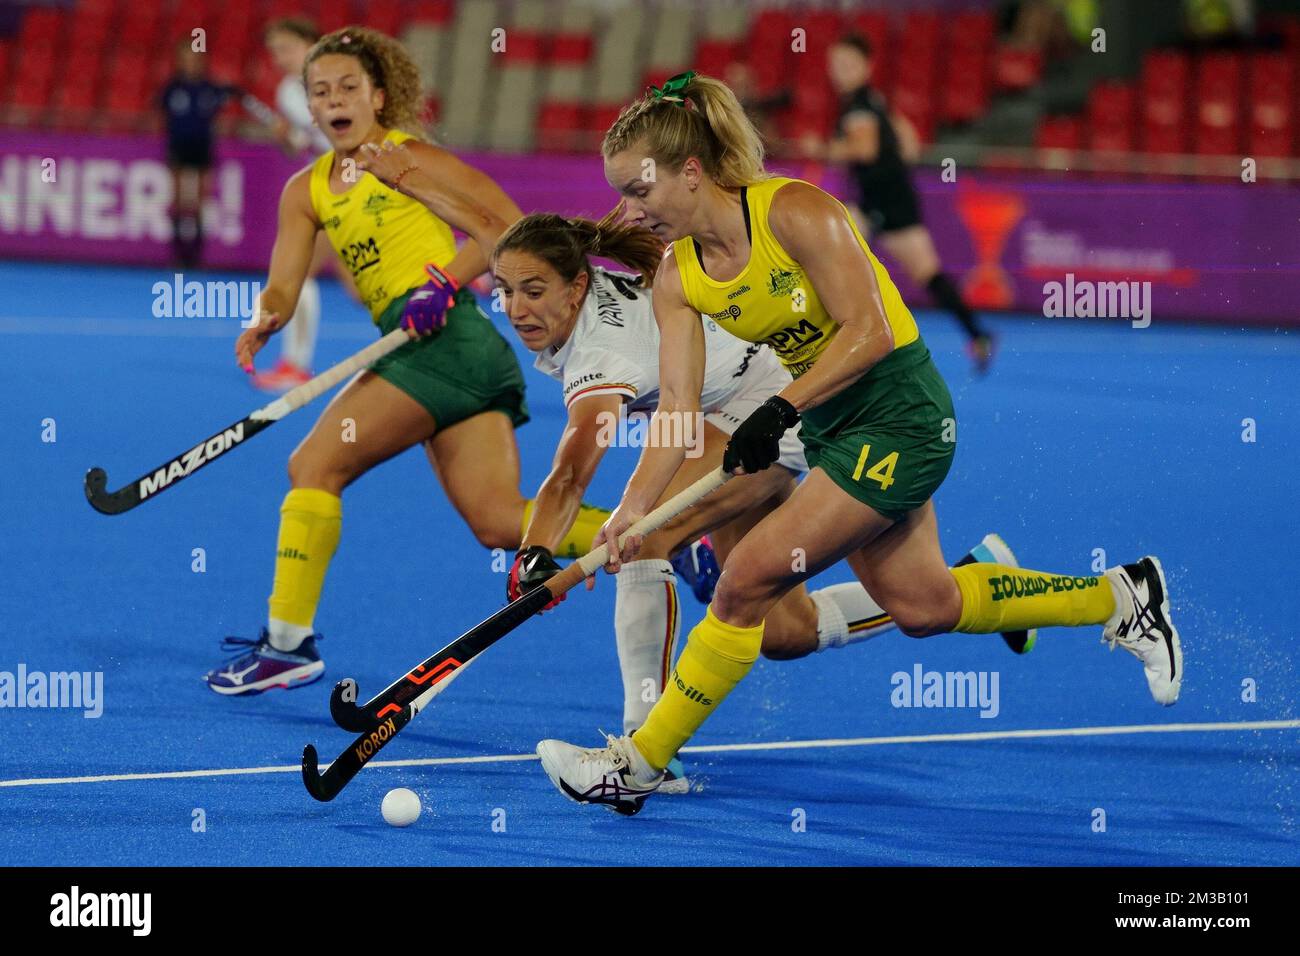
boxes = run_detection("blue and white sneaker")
[660,756,690,795]
[671,536,720,604]
[203,629,325,696]
[958,533,1037,654]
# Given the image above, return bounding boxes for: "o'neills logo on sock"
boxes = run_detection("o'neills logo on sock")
[989,573,1097,601]
[672,669,712,706]
[277,547,310,561]
[49,886,151,936]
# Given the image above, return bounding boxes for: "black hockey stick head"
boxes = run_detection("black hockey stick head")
[328,679,375,734]
[85,467,140,515]
[301,744,337,802]
[302,706,413,802]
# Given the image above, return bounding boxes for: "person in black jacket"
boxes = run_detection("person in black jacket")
[804,34,995,373]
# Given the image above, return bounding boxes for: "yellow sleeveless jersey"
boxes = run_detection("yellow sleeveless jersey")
[308,129,459,322]
[672,177,918,377]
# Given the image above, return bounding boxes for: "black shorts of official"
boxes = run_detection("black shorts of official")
[167,140,214,170]
[858,182,922,234]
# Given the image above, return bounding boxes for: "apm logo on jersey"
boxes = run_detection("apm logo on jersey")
[138,425,245,499]
[342,236,381,274]
[760,317,823,361]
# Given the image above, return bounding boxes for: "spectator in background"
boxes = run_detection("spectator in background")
[802,34,994,373]
[247,17,338,392]
[723,60,792,149]
[999,0,1093,64]
[1184,0,1255,47]
[160,41,237,268]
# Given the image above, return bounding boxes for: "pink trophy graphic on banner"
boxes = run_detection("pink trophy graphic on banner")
[956,188,1025,309]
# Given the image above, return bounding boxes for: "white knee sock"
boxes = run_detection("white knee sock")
[282,277,320,370]
[811,582,895,652]
[614,559,680,734]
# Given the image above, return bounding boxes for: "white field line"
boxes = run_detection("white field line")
[1,719,1295,790]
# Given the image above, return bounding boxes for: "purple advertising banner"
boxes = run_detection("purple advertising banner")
[2,130,1296,324]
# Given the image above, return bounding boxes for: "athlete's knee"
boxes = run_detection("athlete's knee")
[465,514,520,551]
[711,567,783,627]
[888,585,962,638]
[287,444,349,494]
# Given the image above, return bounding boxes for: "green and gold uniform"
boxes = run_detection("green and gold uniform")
[671,176,953,520]
[621,178,1125,773]
[308,129,528,429]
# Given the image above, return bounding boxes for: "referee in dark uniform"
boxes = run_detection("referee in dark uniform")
[159,42,237,267]
[804,34,994,373]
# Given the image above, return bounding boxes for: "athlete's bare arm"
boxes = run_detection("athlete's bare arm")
[523,393,623,553]
[360,141,521,287]
[617,249,705,516]
[766,182,894,414]
[236,168,318,368]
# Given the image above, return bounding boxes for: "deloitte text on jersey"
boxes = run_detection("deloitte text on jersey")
[594,407,705,459]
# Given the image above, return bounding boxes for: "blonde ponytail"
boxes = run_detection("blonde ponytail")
[601,72,767,188]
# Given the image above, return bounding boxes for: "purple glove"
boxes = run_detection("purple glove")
[400,263,459,335]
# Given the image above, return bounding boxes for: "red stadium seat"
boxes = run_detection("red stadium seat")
[940,48,991,125]
[1194,52,1243,155]
[1247,53,1295,157]
[18,8,63,46]
[1140,50,1191,154]
[1087,81,1136,152]
[994,45,1042,91]
[12,41,55,111]
[549,34,593,65]
[317,0,357,32]
[535,102,584,152]
[745,10,795,97]
[1036,114,1083,150]
[693,39,740,78]
[948,10,995,56]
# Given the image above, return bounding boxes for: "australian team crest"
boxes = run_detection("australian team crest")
[767,267,799,298]
[362,191,393,227]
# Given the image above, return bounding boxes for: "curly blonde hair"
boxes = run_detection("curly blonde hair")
[304,26,424,136]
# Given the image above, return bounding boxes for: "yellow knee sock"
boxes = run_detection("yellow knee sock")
[267,488,342,632]
[522,498,613,558]
[951,563,1115,633]
[631,606,763,770]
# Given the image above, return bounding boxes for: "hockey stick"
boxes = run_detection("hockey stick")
[84,329,409,514]
[301,466,732,802]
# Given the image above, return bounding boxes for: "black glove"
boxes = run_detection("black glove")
[723,396,799,473]
[508,545,566,611]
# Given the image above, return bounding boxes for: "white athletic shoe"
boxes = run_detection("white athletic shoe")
[536,733,663,816]
[1102,556,1183,705]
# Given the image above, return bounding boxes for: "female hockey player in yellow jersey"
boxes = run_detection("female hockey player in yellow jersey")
[204,27,609,695]
[536,72,1184,814]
